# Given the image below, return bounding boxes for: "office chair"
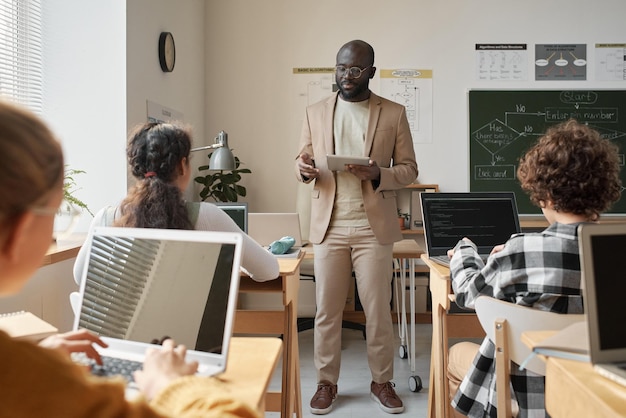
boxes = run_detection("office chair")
[474,295,585,418]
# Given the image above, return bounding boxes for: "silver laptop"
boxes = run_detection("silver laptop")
[421,192,521,267]
[579,222,626,387]
[248,212,304,248]
[73,226,242,386]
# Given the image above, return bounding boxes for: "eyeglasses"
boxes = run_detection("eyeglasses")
[31,202,81,241]
[335,65,372,79]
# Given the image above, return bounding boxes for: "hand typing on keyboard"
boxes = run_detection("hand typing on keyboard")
[39,329,108,366]
[133,338,199,400]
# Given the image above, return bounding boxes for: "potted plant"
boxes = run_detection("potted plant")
[53,167,92,241]
[194,153,251,202]
[397,209,409,230]
[63,167,93,216]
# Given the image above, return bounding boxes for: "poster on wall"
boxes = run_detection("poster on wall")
[475,44,528,81]
[290,67,335,120]
[379,68,433,144]
[595,43,626,81]
[535,44,587,81]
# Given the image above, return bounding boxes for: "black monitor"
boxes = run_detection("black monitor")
[214,202,248,233]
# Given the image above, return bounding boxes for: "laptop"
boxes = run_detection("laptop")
[214,202,248,233]
[421,192,521,267]
[73,226,242,388]
[248,213,304,256]
[578,222,626,387]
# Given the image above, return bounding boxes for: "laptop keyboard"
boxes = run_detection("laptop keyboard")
[429,255,450,267]
[430,254,490,267]
[73,353,142,382]
[93,356,142,382]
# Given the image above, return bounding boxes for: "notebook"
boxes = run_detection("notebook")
[214,202,248,233]
[578,222,626,387]
[248,213,304,257]
[420,192,521,267]
[0,311,58,341]
[73,226,242,388]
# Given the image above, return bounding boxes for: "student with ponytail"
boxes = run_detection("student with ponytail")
[74,122,278,284]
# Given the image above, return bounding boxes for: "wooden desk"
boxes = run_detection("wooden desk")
[522,331,626,418]
[422,255,485,418]
[42,236,84,266]
[235,253,304,418]
[220,337,283,414]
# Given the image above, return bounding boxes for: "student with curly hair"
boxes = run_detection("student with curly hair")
[446,119,622,417]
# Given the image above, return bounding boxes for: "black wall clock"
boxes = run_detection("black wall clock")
[158,32,175,72]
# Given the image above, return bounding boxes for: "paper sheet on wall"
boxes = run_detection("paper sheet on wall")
[146,100,184,123]
[379,69,433,144]
[595,43,626,81]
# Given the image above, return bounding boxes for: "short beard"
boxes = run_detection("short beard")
[338,82,367,101]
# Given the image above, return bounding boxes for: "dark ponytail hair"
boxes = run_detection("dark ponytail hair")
[116,122,193,229]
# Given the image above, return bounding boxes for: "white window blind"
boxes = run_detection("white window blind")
[79,236,160,339]
[0,0,42,113]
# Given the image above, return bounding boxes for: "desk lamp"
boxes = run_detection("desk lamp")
[190,130,236,171]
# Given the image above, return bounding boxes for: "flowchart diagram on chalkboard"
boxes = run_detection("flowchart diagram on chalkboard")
[469,90,626,214]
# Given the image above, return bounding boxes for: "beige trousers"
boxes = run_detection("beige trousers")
[447,341,480,418]
[313,226,394,384]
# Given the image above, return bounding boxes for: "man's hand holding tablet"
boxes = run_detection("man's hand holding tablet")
[326,154,370,171]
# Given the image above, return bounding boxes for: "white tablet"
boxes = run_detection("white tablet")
[326,155,370,171]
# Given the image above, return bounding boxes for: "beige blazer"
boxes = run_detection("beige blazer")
[295,92,418,245]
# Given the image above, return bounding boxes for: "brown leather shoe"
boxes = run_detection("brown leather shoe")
[370,381,404,414]
[310,381,337,415]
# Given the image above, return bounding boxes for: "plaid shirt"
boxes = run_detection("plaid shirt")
[449,222,584,418]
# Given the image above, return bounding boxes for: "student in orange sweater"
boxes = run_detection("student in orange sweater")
[0,100,259,418]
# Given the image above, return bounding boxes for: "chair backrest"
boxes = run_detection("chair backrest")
[474,296,584,418]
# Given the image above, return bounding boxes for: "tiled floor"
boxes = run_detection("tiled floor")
[267,323,433,417]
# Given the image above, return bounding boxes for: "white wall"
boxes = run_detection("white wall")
[205,0,626,215]
[42,1,127,233]
[127,0,207,203]
[43,0,207,233]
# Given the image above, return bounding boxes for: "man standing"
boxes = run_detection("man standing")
[295,40,418,415]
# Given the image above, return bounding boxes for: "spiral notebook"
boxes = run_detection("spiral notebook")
[0,311,58,341]
[73,226,242,381]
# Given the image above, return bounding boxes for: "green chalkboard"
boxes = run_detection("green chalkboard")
[469,89,626,215]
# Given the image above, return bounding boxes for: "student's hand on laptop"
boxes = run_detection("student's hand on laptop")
[490,244,505,255]
[447,237,475,259]
[134,338,199,400]
[38,329,108,365]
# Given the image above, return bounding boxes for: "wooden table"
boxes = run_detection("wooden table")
[235,253,304,418]
[43,236,84,266]
[522,331,626,418]
[421,255,485,418]
[219,337,283,414]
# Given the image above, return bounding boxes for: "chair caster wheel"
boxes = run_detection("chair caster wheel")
[409,375,422,392]
[398,344,408,359]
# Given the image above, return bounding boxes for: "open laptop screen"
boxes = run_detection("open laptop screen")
[421,192,521,257]
[579,224,626,355]
[214,202,248,233]
[75,227,241,355]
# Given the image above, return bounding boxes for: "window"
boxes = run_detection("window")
[0,0,42,113]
